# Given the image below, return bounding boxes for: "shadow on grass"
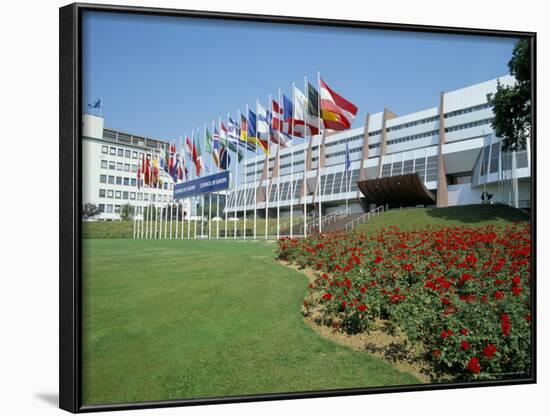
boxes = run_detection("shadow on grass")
[424,203,530,224]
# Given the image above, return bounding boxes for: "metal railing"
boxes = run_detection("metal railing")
[299,208,351,235]
[344,205,384,232]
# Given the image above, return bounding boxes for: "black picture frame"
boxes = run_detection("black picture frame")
[59,3,537,413]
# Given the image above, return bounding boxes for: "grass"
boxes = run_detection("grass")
[82,239,419,405]
[356,204,529,233]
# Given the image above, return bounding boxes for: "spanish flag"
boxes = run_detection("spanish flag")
[320,78,358,131]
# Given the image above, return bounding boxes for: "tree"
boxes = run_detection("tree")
[120,203,135,221]
[82,203,100,220]
[487,39,531,152]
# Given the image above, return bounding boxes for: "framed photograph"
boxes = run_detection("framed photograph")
[60,2,536,412]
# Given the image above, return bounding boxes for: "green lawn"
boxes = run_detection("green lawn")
[82,239,419,405]
[357,203,529,233]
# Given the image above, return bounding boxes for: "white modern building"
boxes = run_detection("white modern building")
[82,114,190,221]
[227,75,531,219]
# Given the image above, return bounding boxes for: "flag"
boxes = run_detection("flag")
[144,154,151,186]
[320,78,359,131]
[247,110,257,140]
[292,86,320,137]
[169,142,176,173]
[345,142,351,173]
[152,156,160,187]
[228,117,239,141]
[88,98,101,109]
[221,121,244,162]
[193,134,202,176]
[170,157,180,182]
[220,145,231,170]
[137,154,142,190]
[271,99,284,132]
[240,115,248,142]
[212,127,221,168]
[185,136,194,158]
[258,102,281,151]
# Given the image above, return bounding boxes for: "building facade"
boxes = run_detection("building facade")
[226,75,531,218]
[82,114,190,221]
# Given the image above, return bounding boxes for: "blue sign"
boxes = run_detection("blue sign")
[173,170,230,199]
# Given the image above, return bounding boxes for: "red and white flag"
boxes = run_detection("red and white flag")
[320,78,358,131]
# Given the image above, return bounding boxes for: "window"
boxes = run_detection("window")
[125,150,131,158]
[102,145,108,154]
[490,143,500,174]
[144,193,149,201]
[163,195,168,202]
[138,193,143,201]
[114,205,121,213]
[99,189,106,197]
[116,162,123,171]
[123,191,129,200]
[108,175,115,184]
[101,160,108,169]
[98,204,105,212]
[109,147,116,155]
[124,164,130,172]
[130,192,136,200]
[131,178,137,186]
[152,194,156,202]
[163,182,168,190]
[117,148,124,157]
[123,177,129,186]
[131,164,137,172]
[116,176,122,185]
[99,174,107,183]
[115,191,121,199]
[132,151,138,159]
[106,204,113,213]
[109,161,115,170]
[107,190,114,198]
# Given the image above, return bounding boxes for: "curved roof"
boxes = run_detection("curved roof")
[357,173,436,206]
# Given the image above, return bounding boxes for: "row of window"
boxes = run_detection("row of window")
[381,155,439,182]
[445,117,493,133]
[101,145,141,159]
[387,115,439,132]
[98,204,146,215]
[98,188,171,202]
[387,129,439,145]
[100,159,138,173]
[444,103,491,119]
[229,169,361,208]
[99,174,173,190]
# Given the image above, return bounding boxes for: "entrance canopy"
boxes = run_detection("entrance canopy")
[357,173,436,206]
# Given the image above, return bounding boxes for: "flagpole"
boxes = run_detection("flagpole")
[201,124,207,239]
[208,120,214,240]
[217,118,221,239]
[254,100,259,239]
[133,206,137,239]
[290,84,295,238]
[265,94,271,240]
[243,107,247,240]
[276,89,282,240]
[304,75,308,238]
[233,113,238,239]
[317,71,323,233]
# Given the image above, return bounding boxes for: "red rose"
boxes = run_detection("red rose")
[512,276,521,286]
[441,329,453,339]
[432,349,441,358]
[461,328,469,336]
[493,291,505,300]
[461,340,470,351]
[467,357,481,374]
[512,287,523,296]
[482,343,497,359]
[374,255,383,264]
[358,304,367,312]
[501,313,511,337]
[322,293,332,301]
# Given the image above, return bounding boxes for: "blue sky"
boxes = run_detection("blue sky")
[82,11,517,143]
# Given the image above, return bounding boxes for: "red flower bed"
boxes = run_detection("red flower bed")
[278,223,532,380]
